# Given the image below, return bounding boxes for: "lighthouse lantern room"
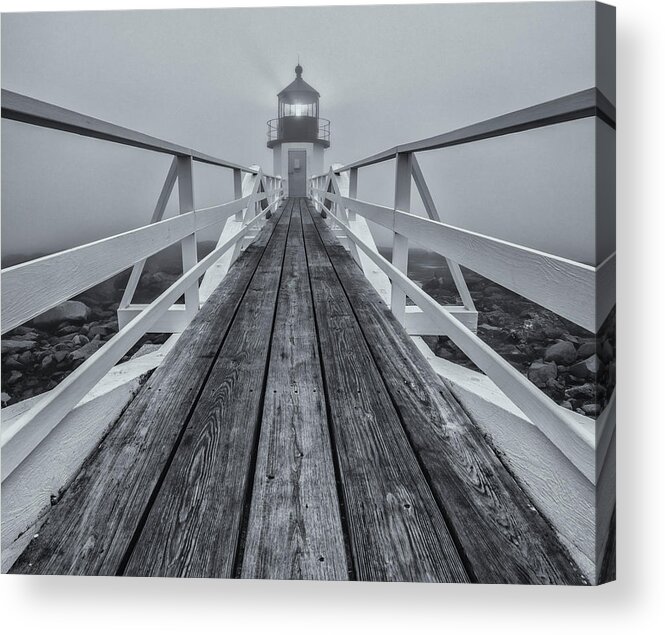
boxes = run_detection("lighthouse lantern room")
[267,64,330,197]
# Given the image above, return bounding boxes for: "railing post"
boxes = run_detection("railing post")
[391,152,411,324]
[348,168,358,221]
[177,155,199,321]
[233,168,243,219]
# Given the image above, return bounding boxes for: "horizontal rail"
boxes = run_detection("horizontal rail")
[315,189,608,333]
[1,191,274,333]
[320,205,596,482]
[1,90,268,175]
[314,88,615,176]
[1,204,274,482]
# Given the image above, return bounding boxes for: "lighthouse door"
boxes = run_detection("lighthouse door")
[288,150,307,197]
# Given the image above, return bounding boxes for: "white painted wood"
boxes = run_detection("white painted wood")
[1,206,272,482]
[411,155,476,313]
[412,337,596,581]
[177,156,200,323]
[117,304,189,333]
[1,89,259,173]
[390,153,412,323]
[404,305,478,334]
[120,157,179,309]
[311,196,391,305]
[329,194,600,333]
[329,210,596,482]
[198,172,277,303]
[391,233,409,323]
[1,196,255,334]
[338,88,613,172]
[0,336,179,573]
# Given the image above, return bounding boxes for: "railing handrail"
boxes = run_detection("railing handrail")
[0,190,278,334]
[1,89,276,176]
[312,87,615,177]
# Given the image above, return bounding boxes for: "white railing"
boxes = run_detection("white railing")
[1,90,283,482]
[309,87,616,485]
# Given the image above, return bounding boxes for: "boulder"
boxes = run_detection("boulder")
[8,370,23,384]
[527,360,558,387]
[565,383,596,400]
[582,403,601,417]
[70,338,104,362]
[32,301,90,329]
[1,339,38,355]
[569,354,601,380]
[576,341,596,359]
[544,340,577,365]
[1,392,11,406]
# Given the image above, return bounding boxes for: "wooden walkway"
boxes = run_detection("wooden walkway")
[11,199,586,584]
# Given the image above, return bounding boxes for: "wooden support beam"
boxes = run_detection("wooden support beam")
[120,157,178,309]
[391,153,412,323]
[411,155,476,313]
[177,156,199,323]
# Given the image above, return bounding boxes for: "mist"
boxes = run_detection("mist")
[1,3,611,266]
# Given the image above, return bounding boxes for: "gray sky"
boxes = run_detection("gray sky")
[1,3,607,263]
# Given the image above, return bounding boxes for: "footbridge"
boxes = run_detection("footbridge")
[1,88,615,583]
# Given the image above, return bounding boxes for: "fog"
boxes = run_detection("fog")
[1,3,612,266]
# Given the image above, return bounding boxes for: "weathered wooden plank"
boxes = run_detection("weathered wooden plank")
[301,203,468,583]
[121,202,292,578]
[9,204,287,576]
[307,202,586,585]
[241,200,348,581]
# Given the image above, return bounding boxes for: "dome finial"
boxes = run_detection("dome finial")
[295,57,303,78]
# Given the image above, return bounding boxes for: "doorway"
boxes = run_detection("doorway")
[288,149,307,197]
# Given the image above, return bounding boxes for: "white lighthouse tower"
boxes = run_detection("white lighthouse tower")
[267,64,330,197]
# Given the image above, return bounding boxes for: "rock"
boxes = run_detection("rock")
[582,403,601,416]
[72,334,90,346]
[478,323,502,332]
[41,355,55,370]
[1,392,11,406]
[527,360,558,387]
[57,325,81,335]
[577,341,596,359]
[70,338,104,361]
[544,340,577,365]
[54,351,69,363]
[31,301,90,329]
[1,339,38,354]
[569,354,601,380]
[565,383,596,400]
[600,340,614,363]
[8,370,23,384]
[562,400,574,411]
[4,355,24,370]
[18,351,35,365]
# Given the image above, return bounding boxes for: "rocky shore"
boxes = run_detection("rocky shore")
[402,249,615,418]
[1,269,176,408]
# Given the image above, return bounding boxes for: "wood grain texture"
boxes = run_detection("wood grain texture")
[9,204,286,576]
[307,202,587,585]
[301,204,468,583]
[121,202,292,578]
[241,200,348,581]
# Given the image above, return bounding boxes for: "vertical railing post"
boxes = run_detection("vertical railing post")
[391,152,412,324]
[177,155,199,319]
[348,167,358,221]
[233,168,243,219]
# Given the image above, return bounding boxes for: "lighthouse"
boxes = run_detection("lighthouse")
[267,63,330,197]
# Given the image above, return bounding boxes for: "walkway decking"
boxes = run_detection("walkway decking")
[11,199,586,584]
